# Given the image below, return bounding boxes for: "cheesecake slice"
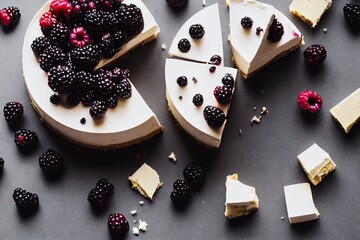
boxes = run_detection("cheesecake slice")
[297,143,336,185]
[225,174,259,219]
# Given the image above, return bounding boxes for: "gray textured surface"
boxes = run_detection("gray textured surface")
[0,0,360,239]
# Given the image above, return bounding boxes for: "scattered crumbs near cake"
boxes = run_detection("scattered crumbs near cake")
[139,201,144,206]
[179,95,183,100]
[80,117,86,124]
[253,107,257,111]
[202,201,205,205]
[139,220,148,232]
[260,106,268,115]
[281,216,285,221]
[256,27,263,36]
[73,179,77,183]
[133,227,140,235]
[261,90,264,93]
[227,34,231,43]
[192,77,198,83]
[161,43,167,50]
[130,210,137,216]
[202,0,206,6]
[134,220,137,224]
[251,116,261,124]
[323,28,327,33]
[239,129,243,135]
[168,152,177,162]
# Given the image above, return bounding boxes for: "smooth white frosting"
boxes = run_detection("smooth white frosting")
[168,4,224,65]
[165,59,237,148]
[22,0,162,149]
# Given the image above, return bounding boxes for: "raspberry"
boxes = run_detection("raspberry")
[50,0,73,20]
[267,19,284,42]
[50,94,61,104]
[48,65,76,94]
[88,178,114,208]
[0,157,4,172]
[209,55,222,66]
[170,179,191,204]
[31,36,52,57]
[222,73,235,88]
[39,46,67,72]
[108,213,129,238]
[177,76,188,87]
[69,27,91,48]
[192,94,203,106]
[3,101,24,126]
[178,38,191,53]
[99,33,116,58]
[189,24,205,39]
[183,162,206,188]
[39,149,64,178]
[166,0,188,7]
[203,105,226,129]
[214,85,233,106]
[116,79,132,99]
[89,100,107,119]
[298,90,323,113]
[303,44,327,66]
[0,6,21,30]
[13,188,39,212]
[14,129,39,150]
[70,44,100,71]
[241,16,253,29]
[39,11,58,36]
[343,3,360,28]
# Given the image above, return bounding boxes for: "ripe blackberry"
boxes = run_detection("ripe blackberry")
[115,4,144,37]
[39,149,64,178]
[94,0,113,11]
[70,44,101,71]
[241,16,253,29]
[267,18,284,42]
[31,36,52,57]
[113,30,128,48]
[209,55,222,66]
[76,71,95,91]
[81,89,97,106]
[3,101,24,126]
[108,67,129,83]
[178,38,191,53]
[49,22,70,50]
[298,90,323,113]
[66,92,81,106]
[50,94,61,104]
[0,157,4,172]
[177,76,188,87]
[97,76,116,96]
[214,85,233,106]
[89,100,108,119]
[343,3,360,27]
[189,24,205,39]
[166,0,188,7]
[13,188,39,212]
[192,94,203,107]
[170,179,191,204]
[83,9,106,39]
[99,33,116,58]
[183,162,206,188]
[203,105,225,129]
[303,44,327,66]
[88,178,114,208]
[48,65,76,94]
[14,129,39,150]
[39,46,67,72]
[108,213,129,238]
[0,6,21,30]
[69,27,91,48]
[104,94,118,108]
[50,0,73,20]
[39,11,58,36]
[116,79,132,99]
[222,73,235,88]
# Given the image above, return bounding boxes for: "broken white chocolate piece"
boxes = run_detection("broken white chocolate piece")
[168,152,176,162]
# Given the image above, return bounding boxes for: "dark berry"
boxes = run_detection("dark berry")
[241,16,253,29]
[69,27,91,48]
[50,94,61,104]
[39,46,67,72]
[114,4,144,37]
[66,92,81,106]
[81,89,97,106]
[209,66,216,73]
[80,117,86,124]
[183,162,206,188]
[105,94,118,108]
[166,0,188,7]
[48,65,76,94]
[49,22,70,51]
[76,71,95,91]
[83,9,106,39]
[170,179,191,203]
[31,36,51,56]
[14,129,39,150]
[88,178,114,208]
[298,90,323,113]
[116,79,132,99]
[0,6,21,30]
[267,19,284,42]
[343,3,360,27]
[303,44,327,66]
[50,0,73,20]
[13,188,39,212]
[39,149,64,178]
[214,85,233,106]
[0,157,4,171]
[108,67,129,83]
[256,27,263,35]
[70,44,101,71]
[94,0,113,11]
[97,77,116,96]
[222,73,235,88]
[99,33,116,58]
[108,213,129,237]
[90,100,107,119]
[113,30,128,48]
[192,94,203,106]
[177,76,188,87]
[189,24,205,39]
[203,105,226,129]
[3,101,24,126]
[209,55,222,65]
[178,38,191,53]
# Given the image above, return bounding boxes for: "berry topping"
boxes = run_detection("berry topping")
[256,27,263,35]
[50,0,73,20]
[70,44,100,71]
[178,38,191,53]
[31,36,52,57]
[116,79,132,99]
[303,44,327,66]
[189,24,205,39]
[39,11,58,36]
[183,162,206,188]
[192,94,204,106]
[170,179,191,204]
[108,213,129,238]
[203,105,226,129]
[114,4,144,37]
[3,101,24,126]
[89,100,108,119]
[39,149,64,178]
[39,46,67,72]
[267,19,284,42]
[0,157,4,172]
[48,65,76,94]
[97,77,116,96]
[241,16,253,29]
[166,0,188,7]
[14,129,39,150]
[177,76,188,87]
[88,178,114,208]
[13,188,39,212]
[214,85,233,106]
[209,66,216,73]
[209,55,222,66]
[0,6,21,30]
[70,27,91,48]
[222,73,235,88]
[343,3,360,28]
[298,90,323,113]
[50,94,61,104]
[49,22,70,50]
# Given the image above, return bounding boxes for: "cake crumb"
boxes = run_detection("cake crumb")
[251,116,261,124]
[130,210,137,216]
[281,216,285,220]
[261,90,264,93]
[202,0,206,6]
[139,201,144,206]
[192,77,198,83]
[323,28,327,33]
[227,34,231,43]
[161,43,167,50]
[133,227,140,235]
[239,129,243,135]
[133,220,137,224]
[260,106,268,115]
[253,107,257,110]
[168,152,176,162]
[179,96,183,100]
[139,220,148,232]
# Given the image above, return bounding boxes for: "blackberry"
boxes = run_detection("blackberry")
[241,16,253,29]
[83,9,106,39]
[0,6,21,30]
[13,188,39,212]
[94,0,114,11]
[81,89,97,106]
[66,92,81,106]
[303,44,327,66]
[31,36,51,56]
[97,76,116,96]
[192,94,203,107]
[50,94,61,104]
[116,79,132,99]
[222,73,235,88]
[14,129,39,150]
[267,19,284,42]
[48,65,76,94]
[70,44,101,71]
[106,67,127,83]
[343,3,360,27]
[189,24,205,39]
[115,4,144,37]
[178,38,191,53]
[108,213,129,238]
[39,46,67,72]
[0,157,4,172]
[214,85,233,106]
[3,101,24,126]
[104,94,118,108]
[170,179,191,204]
[183,162,206,188]
[39,149,64,178]
[209,55,222,66]
[99,33,116,58]
[203,105,225,129]
[166,0,188,7]
[89,100,107,119]
[113,29,128,48]
[49,22,70,51]
[88,178,114,208]
[177,76,188,87]
[76,71,95,91]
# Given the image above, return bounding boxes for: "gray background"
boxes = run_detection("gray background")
[1,0,359,239]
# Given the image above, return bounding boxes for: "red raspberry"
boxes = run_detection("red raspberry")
[70,27,91,47]
[50,0,73,19]
[39,11,58,28]
[297,90,323,113]
[0,6,21,29]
